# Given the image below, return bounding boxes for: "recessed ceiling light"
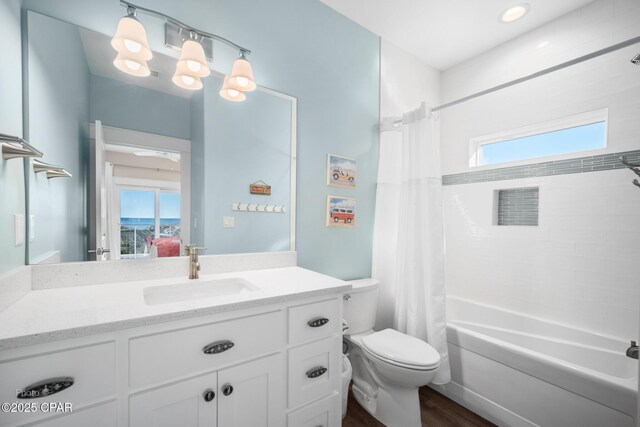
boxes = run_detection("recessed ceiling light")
[500,4,531,23]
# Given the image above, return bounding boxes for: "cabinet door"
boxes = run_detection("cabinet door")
[217,353,284,427]
[129,372,217,427]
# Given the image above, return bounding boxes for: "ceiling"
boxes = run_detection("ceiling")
[79,28,193,99]
[319,0,596,70]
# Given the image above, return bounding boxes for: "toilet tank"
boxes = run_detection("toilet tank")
[343,278,380,334]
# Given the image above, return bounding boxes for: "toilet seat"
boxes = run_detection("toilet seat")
[361,329,440,370]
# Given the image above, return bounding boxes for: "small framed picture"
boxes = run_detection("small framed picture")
[327,154,356,188]
[326,195,356,228]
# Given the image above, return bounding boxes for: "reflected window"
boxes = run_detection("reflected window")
[120,190,155,259]
[119,189,181,259]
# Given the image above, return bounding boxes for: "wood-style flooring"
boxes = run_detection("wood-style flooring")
[342,386,496,427]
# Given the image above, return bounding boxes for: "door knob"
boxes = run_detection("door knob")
[222,383,233,396]
[203,389,215,402]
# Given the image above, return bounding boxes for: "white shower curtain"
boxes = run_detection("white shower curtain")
[374,102,450,384]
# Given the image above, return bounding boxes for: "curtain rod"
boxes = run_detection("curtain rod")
[430,35,640,113]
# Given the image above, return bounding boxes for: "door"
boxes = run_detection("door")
[129,372,217,427]
[90,120,108,261]
[217,353,285,427]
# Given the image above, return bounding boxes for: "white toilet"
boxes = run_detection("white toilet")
[343,279,440,427]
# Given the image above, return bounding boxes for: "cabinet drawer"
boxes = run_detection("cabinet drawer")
[288,335,341,409]
[287,392,340,427]
[0,342,116,427]
[29,401,117,427]
[130,310,283,388]
[288,299,340,345]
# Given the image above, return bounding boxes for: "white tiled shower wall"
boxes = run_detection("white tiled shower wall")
[440,0,640,339]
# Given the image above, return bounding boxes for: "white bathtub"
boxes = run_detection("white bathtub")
[431,296,637,427]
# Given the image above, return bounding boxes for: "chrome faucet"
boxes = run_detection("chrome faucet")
[185,245,206,279]
[626,341,639,359]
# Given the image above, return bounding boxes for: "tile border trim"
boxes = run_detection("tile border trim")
[442,150,640,186]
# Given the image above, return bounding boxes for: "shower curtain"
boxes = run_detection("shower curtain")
[374,102,450,384]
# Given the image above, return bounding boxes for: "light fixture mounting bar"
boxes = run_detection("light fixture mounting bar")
[119,0,251,56]
[165,23,213,61]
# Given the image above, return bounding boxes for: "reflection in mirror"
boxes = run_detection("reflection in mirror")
[25,11,296,265]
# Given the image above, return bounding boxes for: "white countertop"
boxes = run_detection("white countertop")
[0,267,351,351]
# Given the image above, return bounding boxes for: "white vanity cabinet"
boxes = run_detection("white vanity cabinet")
[0,294,343,427]
[129,353,284,427]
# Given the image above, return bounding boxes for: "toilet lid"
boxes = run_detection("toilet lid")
[362,329,440,369]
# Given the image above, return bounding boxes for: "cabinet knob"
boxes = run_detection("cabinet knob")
[16,377,74,399]
[203,389,215,402]
[222,383,234,396]
[306,366,328,379]
[203,340,235,355]
[307,317,329,328]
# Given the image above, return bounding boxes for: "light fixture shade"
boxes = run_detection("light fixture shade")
[228,57,256,92]
[113,54,151,77]
[111,16,152,61]
[219,76,246,102]
[172,72,203,91]
[176,40,210,77]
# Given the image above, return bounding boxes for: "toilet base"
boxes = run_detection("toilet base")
[352,382,421,427]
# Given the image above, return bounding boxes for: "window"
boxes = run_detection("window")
[469,109,608,167]
[119,188,181,259]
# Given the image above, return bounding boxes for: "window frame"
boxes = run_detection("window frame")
[468,108,609,168]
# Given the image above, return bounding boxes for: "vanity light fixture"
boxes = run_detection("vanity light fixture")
[111,1,255,99]
[219,76,246,102]
[172,72,204,91]
[172,33,210,91]
[500,4,530,23]
[175,34,211,78]
[113,53,151,77]
[111,6,152,77]
[228,51,257,92]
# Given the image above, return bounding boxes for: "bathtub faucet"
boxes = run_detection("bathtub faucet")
[626,341,639,359]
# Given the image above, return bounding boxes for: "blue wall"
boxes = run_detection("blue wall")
[0,0,25,275]
[192,76,292,254]
[22,0,380,279]
[90,75,191,140]
[26,11,90,264]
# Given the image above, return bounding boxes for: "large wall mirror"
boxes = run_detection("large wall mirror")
[25,11,296,264]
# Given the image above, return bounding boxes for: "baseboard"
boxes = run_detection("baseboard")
[430,382,538,427]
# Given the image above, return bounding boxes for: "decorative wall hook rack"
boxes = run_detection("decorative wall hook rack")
[33,159,72,179]
[1,133,43,160]
[620,156,640,189]
[232,203,287,213]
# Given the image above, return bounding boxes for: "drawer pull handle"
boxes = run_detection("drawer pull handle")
[203,389,215,402]
[203,340,235,354]
[16,377,74,399]
[222,384,234,396]
[306,366,327,379]
[307,317,329,328]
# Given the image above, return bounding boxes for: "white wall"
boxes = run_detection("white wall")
[440,0,640,339]
[442,0,640,106]
[373,39,440,329]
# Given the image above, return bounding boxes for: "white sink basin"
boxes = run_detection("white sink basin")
[143,278,260,305]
